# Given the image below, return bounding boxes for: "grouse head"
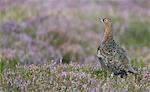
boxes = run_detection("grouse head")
[100,18,112,26]
[100,18,113,41]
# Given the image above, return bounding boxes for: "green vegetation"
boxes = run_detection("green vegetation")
[80,41,92,55]
[130,58,146,68]
[49,31,68,48]
[119,21,150,47]
[0,58,149,92]
[0,5,37,22]
[23,27,36,38]
[62,52,71,64]
[0,0,150,92]
[0,58,18,72]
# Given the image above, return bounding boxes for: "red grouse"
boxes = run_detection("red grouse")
[97,18,137,78]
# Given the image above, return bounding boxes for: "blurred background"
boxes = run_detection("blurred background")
[0,0,150,66]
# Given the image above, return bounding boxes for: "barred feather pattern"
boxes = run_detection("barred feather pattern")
[97,39,137,77]
[97,18,137,78]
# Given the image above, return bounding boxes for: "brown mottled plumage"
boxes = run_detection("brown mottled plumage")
[97,18,137,78]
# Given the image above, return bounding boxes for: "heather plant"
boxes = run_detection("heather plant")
[0,58,18,72]
[0,61,150,92]
[0,5,36,22]
[49,31,68,48]
[0,0,150,91]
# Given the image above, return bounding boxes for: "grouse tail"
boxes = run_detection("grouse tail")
[128,65,138,74]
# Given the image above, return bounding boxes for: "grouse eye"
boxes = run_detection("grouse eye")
[103,19,105,22]
[103,18,111,23]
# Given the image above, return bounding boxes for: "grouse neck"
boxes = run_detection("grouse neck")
[103,23,113,42]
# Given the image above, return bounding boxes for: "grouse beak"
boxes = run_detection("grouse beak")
[100,19,103,23]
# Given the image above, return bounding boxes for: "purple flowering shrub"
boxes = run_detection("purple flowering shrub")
[0,58,150,91]
[0,0,150,91]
